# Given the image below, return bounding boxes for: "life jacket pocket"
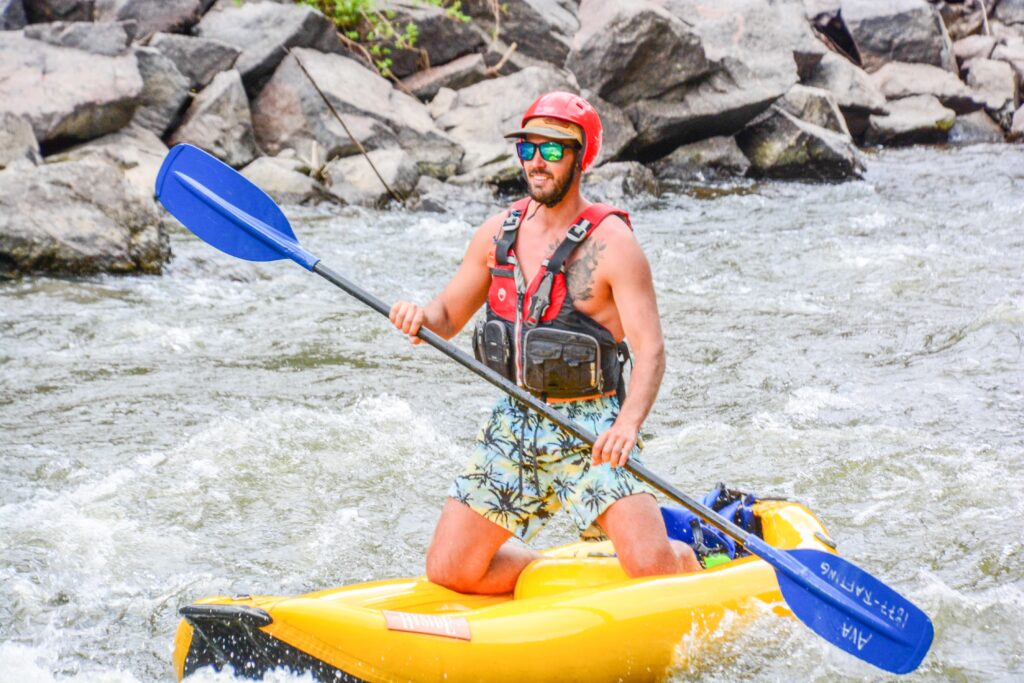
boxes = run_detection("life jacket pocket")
[473,319,514,379]
[522,328,602,398]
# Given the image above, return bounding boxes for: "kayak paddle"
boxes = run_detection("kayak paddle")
[155,144,934,674]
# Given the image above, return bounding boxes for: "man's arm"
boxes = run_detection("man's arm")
[591,225,666,468]
[389,213,504,343]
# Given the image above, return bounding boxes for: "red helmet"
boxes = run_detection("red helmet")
[521,92,602,172]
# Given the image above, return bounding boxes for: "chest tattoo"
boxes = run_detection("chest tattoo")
[566,239,605,302]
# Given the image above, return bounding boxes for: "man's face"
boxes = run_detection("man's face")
[522,134,579,208]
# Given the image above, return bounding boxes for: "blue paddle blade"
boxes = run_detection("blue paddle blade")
[155,144,318,270]
[774,547,934,674]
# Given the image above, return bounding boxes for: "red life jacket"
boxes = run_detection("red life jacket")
[472,197,632,401]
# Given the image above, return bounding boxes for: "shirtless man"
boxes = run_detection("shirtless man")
[390,92,701,594]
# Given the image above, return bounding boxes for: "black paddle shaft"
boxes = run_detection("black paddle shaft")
[312,263,754,547]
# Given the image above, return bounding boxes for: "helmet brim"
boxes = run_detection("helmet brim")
[502,125,582,143]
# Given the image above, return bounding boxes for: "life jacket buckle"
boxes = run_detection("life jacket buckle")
[501,209,522,232]
[526,272,554,325]
[566,219,591,242]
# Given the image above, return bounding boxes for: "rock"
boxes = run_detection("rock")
[1011,104,1024,139]
[778,84,850,135]
[804,51,887,137]
[991,20,1024,44]
[427,87,459,119]
[379,0,485,78]
[992,42,1024,84]
[568,0,798,156]
[50,124,166,196]
[870,62,982,114]
[323,148,419,207]
[168,70,258,168]
[737,106,864,181]
[400,53,488,101]
[131,46,191,137]
[949,109,1006,143]
[23,0,92,22]
[581,161,658,203]
[0,113,41,169]
[252,48,462,179]
[0,32,142,146]
[586,93,636,165]
[773,0,829,80]
[1,0,27,29]
[938,0,989,41]
[23,20,130,55]
[433,65,575,181]
[0,157,169,277]
[839,0,955,72]
[93,0,211,39]
[864,94,956,145]
[995,0,1024,25]
[650,136,749,183]
[463,0,579,67]
[240,156,331,205]
[953,34,996,65]
[965,58,1019,125]
[149,33,240,91]
[194,0,344,96]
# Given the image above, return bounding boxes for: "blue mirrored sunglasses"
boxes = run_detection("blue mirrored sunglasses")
[515,140,578,162]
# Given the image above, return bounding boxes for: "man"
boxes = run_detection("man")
[390,92,700,594]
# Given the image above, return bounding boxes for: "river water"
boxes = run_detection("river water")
[1,145,1022,682]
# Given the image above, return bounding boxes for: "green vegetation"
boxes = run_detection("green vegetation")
[297,0,471,79]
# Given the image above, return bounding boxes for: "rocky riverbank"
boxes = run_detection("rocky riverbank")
[1,0,1022,277]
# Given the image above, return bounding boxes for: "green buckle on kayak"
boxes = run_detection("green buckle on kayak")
[701,553,731,569]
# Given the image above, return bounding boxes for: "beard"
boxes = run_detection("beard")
[526,161,579,208]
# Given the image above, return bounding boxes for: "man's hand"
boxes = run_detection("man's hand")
[389,300,426,344]
[591,419,639,469]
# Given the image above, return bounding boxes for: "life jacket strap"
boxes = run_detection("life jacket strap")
[495,197,532,266]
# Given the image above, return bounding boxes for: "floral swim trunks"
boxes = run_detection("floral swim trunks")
[449,394,657,542]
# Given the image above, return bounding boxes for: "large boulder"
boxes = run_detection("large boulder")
[0,158,169,277]
[949,109,1006,144]
[432,65,575,182]
[462,0,579,67]
[0,113,42,170]
[965,58,1019,126]
[870,62,983,114]
[581,161,658,204]
[778,84,850,135]
[252,48,462,179]
[130,46,191,137]
[736,106,864,181]
[149,32,240,91]
[400,53,488,101]
[773,0,829,80]
[323,148,420,207]
[50,124,166,196]
[1,0,27,29]
[839,0,955,72]
[804,50,887,137]
[379,0,485,77]
[992,42,1024,84]
[93,0,212,39]
[168,70,259,168]
[23,20,130,55]
[650,136,750,183]
[587,93,637,165]
[953,34,997,66]
[194,1,344,96]
[0,32,142,146]
[240,155,332,205]
[23,0,92,22]
[1011,104,1024,140]
[864,94,956,145]
[568,0,798,156]
[994,0,1024,25]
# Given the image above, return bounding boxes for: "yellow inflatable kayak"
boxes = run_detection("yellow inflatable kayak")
[173,499,836,682]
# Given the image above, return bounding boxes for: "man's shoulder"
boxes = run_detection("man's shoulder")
[590,212,635,245]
